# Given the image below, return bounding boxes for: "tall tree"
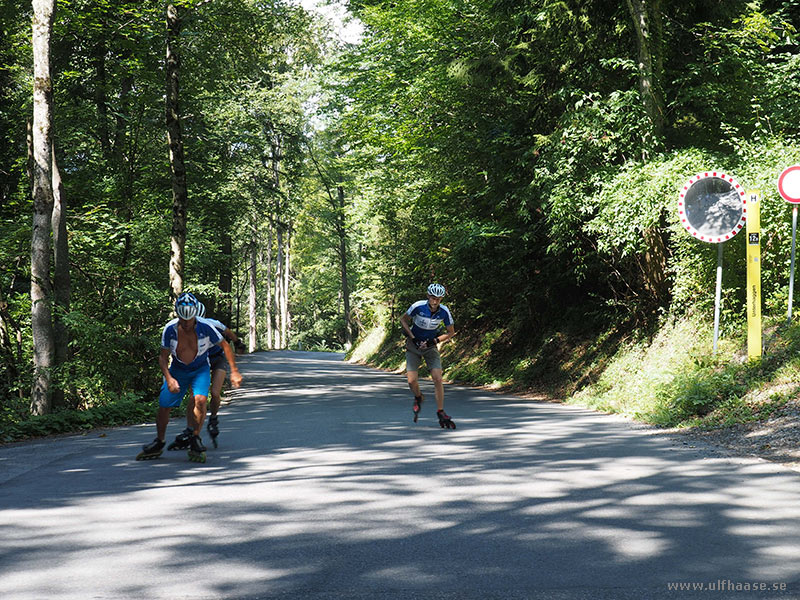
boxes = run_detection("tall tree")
[626,0,665,156]
[30,0,56,415]
[248,234,257,352]
[51,143,70,408]
[336,186,352,346]
[166,2,188,298]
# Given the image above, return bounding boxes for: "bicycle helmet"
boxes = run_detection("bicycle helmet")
[175,292,200,320]
[197,302,206,319]
[427,283,446,298]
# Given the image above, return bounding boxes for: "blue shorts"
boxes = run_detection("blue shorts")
[158,364,211,408]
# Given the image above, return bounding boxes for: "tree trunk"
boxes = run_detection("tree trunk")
[282,225,290,348]
[626,0,665,157]
[220,233,232,325]
[51,144,70,409]
[275,225,284,349]
[93,38,111,160]
[166,3,188,299]
[336,187,352,346]
[248,237,257,353]
[30,0,56,415]
[265,226,273,350]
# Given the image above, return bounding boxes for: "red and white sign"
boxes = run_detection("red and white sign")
[678,171,746,243]
[778,165,800,204]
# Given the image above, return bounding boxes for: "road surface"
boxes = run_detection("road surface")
[1,351,799,599]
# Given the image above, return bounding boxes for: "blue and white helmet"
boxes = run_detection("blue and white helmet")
[427,283,446,298]
[175,292,200,320]
[197,302,206,319]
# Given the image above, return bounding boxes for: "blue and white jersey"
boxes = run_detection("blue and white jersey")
[204,318,228,357]
[406,300,453,341]
[161,317,223,370]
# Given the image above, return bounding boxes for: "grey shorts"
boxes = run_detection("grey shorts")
[209,353,229,373]
[405,339,442,372]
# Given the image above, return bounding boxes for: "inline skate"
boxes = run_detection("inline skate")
[136,438,165,461]
[412,394,424,423]
[167,427,193,450]
[188,434,207,463]
[437,409,456,430]
[207,415,219,448]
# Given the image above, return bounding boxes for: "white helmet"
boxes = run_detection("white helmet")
[427,283,446,298]
[175,292,200,320]
[197,302,206,318]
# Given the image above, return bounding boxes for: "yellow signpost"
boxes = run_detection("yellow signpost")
[746,190,762,359]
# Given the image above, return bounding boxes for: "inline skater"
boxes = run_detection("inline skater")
[400,283,457,429]
[166,303,243,450]
[199,303,242,447]
[136,292,238,462]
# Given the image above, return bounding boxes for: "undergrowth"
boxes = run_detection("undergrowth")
[349,312,800,430]
[1,391,153,444]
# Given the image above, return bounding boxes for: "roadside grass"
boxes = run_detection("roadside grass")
[0,391,153,444]
[350,313,800,431]
[569,315,800,428]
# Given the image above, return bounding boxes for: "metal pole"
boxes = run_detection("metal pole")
[789,206,798,324]
[713,243,723,354]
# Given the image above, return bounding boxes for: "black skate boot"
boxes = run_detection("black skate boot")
[136,437,165,461]
[188,434,207,463]
[437,409,456,430]
[167,427,192,451]
[412,394,424,423]
[207,415,219,448]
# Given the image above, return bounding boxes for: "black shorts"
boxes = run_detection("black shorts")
[209,353,229,373]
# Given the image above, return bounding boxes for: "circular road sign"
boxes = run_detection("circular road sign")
[678,171,746,243]
[778,165,800,204]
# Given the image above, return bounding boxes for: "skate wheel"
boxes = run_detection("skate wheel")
[135,452,161,461]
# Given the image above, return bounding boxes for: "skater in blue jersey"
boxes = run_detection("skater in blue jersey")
[167,302,243,451]
[136,292,239,462]
[400,283,457,429]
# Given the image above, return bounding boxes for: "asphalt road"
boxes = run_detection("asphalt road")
[1,351,799,600]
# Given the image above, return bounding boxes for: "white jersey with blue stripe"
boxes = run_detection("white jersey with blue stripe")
[161,317,223,370]
[406,300,453,341]
[204,318,228,357]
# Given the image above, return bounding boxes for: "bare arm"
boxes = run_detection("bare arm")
[159,348,180,393]
[400,313,414,339]
[437,324,456,344]
[219,340,242,388]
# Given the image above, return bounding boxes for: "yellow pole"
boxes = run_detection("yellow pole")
[746,190,762,359]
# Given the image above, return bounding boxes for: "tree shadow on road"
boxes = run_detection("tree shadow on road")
[1,351,799,600]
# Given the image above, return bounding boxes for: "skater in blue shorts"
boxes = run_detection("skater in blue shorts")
[168,302,243,449]
[400,283,457,429]
[136,292,239,462]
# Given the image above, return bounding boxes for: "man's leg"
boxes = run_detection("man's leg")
[210,368,226,416]
[406,369,421,397]
[156,407,171,441]
[431,368,445,411]
[186,365,212,436]
[189,395,209,436]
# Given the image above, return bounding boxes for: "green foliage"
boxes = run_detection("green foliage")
[568,312,800,428]
[0,391,152,443]
[4,0,800,441]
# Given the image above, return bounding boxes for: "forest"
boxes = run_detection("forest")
[2,0,800,437]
